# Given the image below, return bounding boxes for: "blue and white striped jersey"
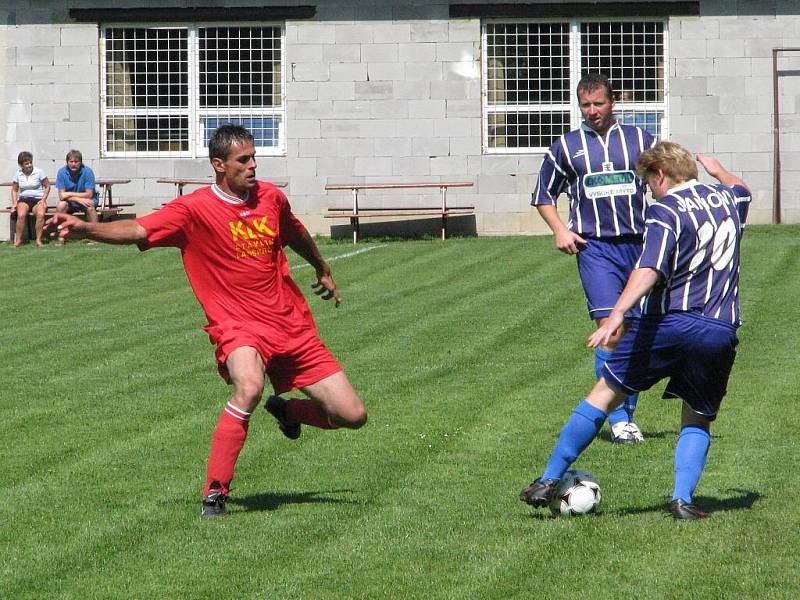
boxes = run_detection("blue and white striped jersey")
[532,122,656,239]
[636,181,751,325]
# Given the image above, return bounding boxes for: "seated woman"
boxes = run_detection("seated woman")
[11,151,51,247]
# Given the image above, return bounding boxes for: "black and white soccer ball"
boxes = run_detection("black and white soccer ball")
[549,469,602,516]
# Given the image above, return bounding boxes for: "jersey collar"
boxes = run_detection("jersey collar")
[580,120,619,137]
[666,179,698,195]
[211,183,251,205]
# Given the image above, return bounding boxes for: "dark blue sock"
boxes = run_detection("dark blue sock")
[596,348,628,427]
[541,400,607,481]
[622,392,639,422]
[672,425,711,503]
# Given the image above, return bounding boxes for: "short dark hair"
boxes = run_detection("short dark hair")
[65,149,83,164]
[17,151,33,165]
[577,72,614,102]
[208,124,255,161]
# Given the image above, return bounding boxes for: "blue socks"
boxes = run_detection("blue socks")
[672,425,711,503]
[541,400,607,481]
[595,347,638,426]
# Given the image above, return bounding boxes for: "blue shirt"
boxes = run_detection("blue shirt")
[532,122,656,239]
[56,165,98,202]
[636,180,751,325]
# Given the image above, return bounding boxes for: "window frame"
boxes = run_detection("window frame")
[481,17,670,155]
[100,21,286,158]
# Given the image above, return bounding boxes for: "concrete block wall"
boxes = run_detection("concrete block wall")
[3,0,800,241]
[671,0,800,224]
[0,0,554,240]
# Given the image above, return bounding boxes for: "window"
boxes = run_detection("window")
[483,20,667,153]
[102,24,284,157]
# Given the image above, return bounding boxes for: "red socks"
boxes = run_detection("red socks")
[203,402,251,496]
[285,397,337,429]
[203,397,337,497]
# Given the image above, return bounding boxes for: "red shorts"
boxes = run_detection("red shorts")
[209,322,341,395]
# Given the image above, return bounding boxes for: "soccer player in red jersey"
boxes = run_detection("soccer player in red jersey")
[46,125,367,518]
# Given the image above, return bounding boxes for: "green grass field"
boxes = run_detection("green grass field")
[2,226,799,599]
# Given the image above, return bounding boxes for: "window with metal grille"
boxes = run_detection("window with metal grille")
[102,24,284,157]
[483,20,667,153]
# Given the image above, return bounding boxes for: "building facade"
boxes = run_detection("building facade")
[2,0,799,239]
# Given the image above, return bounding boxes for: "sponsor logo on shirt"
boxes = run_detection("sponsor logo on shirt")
[228,215,276,259]
[582,170,637,199]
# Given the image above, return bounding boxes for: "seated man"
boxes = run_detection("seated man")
[11,150,51,247]
[55,149,98,244]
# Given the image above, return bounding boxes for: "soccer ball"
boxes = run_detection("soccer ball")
[549,469,602,516]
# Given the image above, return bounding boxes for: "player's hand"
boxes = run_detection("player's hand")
[587,312,624,348]
[554,228,587,255]
[45,212,87,241]
[696,154,724,178]
[311,271,342,308]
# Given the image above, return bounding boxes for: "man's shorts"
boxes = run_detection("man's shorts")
[602,312,739,420]
[576,235,643,320]
[67,198,99,213]
[208,321,342,395]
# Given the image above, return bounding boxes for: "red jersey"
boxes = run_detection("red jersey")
[136,182,315,337]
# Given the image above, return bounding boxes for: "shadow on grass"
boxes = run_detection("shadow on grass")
[596,429,671,443]
[229,489,361,512]
[596,429,731,444]
[613,488,761,517]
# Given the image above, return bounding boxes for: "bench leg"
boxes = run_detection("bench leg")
[350,216,359,244]
[8,214,39,244]
[441,214,446,241]
[9,213,17,244]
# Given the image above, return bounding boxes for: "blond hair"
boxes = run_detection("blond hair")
[635,141,698,183]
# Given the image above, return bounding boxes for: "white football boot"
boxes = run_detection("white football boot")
[611,421,644,444]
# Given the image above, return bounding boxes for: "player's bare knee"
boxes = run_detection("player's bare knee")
[347,406,368,429]
[232,379,264,408]
[334,403,367,429]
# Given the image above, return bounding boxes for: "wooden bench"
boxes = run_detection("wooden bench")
[2,178,132,243]
[324,181,475,243]
[1,205,124,243]
[1,178,131,211]
[157,177,288,197]
[96,178,133,210]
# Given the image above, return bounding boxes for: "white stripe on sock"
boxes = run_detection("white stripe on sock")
[224,402,251,421]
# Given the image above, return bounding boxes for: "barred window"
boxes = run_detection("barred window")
[102,24,284,157]
[483,20,667,153]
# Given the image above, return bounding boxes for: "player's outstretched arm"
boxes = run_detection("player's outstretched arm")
[536,204,587,255]
[45,213,147,245]
[696,154,747,189]
[287,228,342,307]
[588,267,660,348]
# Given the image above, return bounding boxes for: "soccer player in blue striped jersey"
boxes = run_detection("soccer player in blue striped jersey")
[532,73,656,444]
[521,142,750,519]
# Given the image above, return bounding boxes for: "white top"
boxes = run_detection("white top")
[12,166,49,200]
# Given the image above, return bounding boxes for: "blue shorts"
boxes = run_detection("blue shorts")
[67,198,99,213]
[602,313,739,420]
[576,235,643,320]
